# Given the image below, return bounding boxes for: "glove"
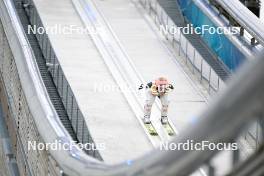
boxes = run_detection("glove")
[151,85,159,96]
[138,84,144,90]
[168,84,174,90]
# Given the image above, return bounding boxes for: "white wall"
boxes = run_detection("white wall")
[260,0,264,22]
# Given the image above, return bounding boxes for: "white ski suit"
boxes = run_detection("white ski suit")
[142,82,174,121]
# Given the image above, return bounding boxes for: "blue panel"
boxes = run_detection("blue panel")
[177,0,246,71]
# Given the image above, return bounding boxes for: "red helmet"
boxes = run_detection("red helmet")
[155,77,169,93]
[154,77,168,86]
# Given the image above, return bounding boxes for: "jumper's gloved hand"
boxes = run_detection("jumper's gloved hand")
[165,84,174,92]
[168,84,174,90]
[151,85,159,96]
[138,84,144,90]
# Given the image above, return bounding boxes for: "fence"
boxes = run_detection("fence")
[139,0,226,94]
[177,0,246,71]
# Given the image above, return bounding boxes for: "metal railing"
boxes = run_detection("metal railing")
[139,0,226,94]
[212,0,264,46]
[22,0,101,159]
[1,0,104,175]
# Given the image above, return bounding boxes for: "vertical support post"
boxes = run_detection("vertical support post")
[61,72,64,98]
[56,65,60,87]
[65,85,69,109]
[70,95,74,121]
[233,148,240,166]
[179,32,181,56]
[240,27,244,36]
[209,68,212,94]
[217,76,220,91]
[256,118,259,148]
[76,108,79,136]
[192,49,196,74]
[52,55,56,77]
[200,59,203,82]
[185,41,188,63]
[82,118,85,143]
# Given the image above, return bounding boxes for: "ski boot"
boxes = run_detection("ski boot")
[143,115,151,124]
[161,116,168,124]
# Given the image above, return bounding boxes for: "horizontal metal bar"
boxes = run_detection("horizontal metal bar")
[212,0,264,46]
